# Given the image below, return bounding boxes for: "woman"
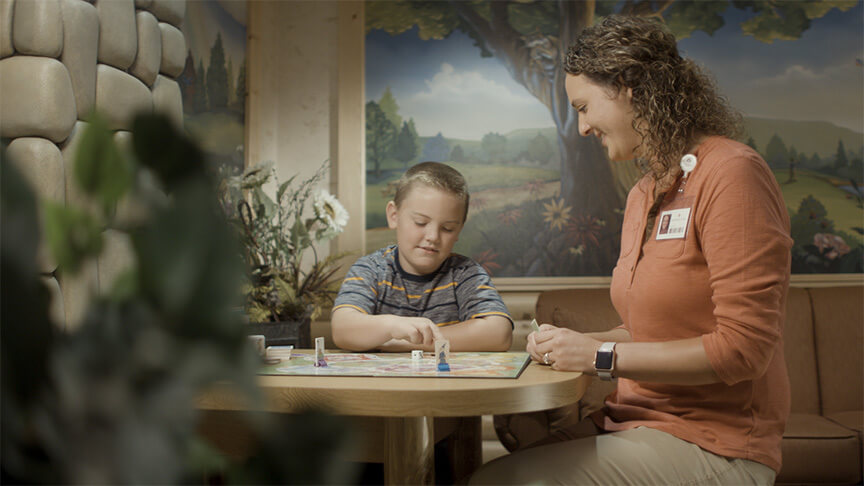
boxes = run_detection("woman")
[471,15,792,485]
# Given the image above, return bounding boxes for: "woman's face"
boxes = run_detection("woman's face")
[565,74,642,162]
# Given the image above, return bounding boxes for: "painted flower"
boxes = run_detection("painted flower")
[569,245,585,257]
[473,249,501,276]
[813,233,850,260]
[313,189,349,237]
[542,198,571,231]
[565,212,604,248]
[497,208,523,226]
[470,197,487,212]
[524,179,545,197]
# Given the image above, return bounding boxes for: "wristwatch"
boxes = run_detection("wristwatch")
[594,342,617,381]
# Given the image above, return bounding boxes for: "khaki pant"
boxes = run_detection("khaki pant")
[470,423,775,485]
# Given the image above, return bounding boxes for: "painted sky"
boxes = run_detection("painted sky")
[366,1,864,140]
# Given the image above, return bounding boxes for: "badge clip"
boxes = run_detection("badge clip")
[678,154,697,193]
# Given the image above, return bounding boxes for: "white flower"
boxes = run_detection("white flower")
[313,189,349,238]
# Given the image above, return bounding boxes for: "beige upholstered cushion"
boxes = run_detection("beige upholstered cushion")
[827,410,864,435]
[57,259,100,331]
[60,121,97,211]
[148,0,184,27]
[6,137,65,273]
[61,0,99,119]
[95,0,136,70]
[1,0,16,58]
[152,74,183,129]
[778,412,862,484]
[12,0,63,57]
[783,287,820,414]
[134,0,153,9]
[95,63,153,130]
[129,10,160,87]
[0,56,77,143]
[158,21,184,78]
[98,229,135,294]
[43,275,66,329]
[811,287,864,415]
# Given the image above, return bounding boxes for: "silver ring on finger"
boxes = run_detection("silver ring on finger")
[543,352,551,365]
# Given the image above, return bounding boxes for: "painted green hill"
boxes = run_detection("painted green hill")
[743,117,864,158]
[405,117,861,168]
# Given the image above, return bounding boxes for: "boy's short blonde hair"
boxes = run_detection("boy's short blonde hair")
[393,162,470,222]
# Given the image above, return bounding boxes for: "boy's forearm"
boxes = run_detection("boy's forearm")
[331,309,394,351]
[438,316,513,352]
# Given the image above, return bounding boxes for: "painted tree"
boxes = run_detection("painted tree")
[366,0,856,271]
[421,132,451,162]
[207,33,229,110]
[765,133,789,169]
[451,144,466,163]
[834,139,849,171]
[481,132,508,163]
[366,101,396,176]
[406,118,421,159]
[394,121,419,169]
[177,50,197,114]
[379,86,403,130]
[194,59,207,113]
[226,57,235,107]
[528,132,553,164]
[235,58,247,117]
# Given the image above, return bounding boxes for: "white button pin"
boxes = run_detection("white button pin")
[680,154,697,176]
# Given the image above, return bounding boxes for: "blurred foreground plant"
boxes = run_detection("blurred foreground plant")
[1,114,356,484]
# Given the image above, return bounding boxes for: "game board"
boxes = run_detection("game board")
[259,351,531,379]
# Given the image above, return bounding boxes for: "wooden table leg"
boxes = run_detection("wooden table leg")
[447,416,483,483]
[384,416,434,485]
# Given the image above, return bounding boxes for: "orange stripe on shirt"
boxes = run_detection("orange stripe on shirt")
[332,304,369,314]
[470,311,510,319]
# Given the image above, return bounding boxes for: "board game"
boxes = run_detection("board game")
[258,351,531,379]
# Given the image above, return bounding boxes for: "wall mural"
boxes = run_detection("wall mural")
[178,0,247,176]
[364,0,864,278]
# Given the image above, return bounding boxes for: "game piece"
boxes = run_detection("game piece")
[530,319,540,333]
[412,350,423,362]
[314,336,328,367]
[248,334,266,357]
[435,339,451,372]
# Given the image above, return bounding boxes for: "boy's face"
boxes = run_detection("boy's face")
[386,184,465,276]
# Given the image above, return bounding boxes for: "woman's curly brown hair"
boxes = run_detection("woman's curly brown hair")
[565,15,742,179]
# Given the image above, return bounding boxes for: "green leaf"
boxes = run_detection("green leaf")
[290,218,310,253]
[42,201,103,274]
[252,187,277,221]
[74,114,133,213]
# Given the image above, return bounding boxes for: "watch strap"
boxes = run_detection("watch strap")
[594,342,616,381]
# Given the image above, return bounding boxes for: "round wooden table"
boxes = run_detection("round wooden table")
[198,353,590,484]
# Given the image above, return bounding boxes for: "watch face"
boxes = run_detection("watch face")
[595,351,614,370]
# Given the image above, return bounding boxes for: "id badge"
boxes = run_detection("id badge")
[656,207,691,240]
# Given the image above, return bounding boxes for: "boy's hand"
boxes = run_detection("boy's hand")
[389,316,443,347]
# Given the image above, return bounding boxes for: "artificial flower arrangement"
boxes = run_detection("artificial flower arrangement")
[220,160,349,325]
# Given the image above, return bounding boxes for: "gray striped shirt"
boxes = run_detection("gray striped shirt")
[333,245,512,327]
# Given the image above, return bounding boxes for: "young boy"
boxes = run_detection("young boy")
[331,162,513,352]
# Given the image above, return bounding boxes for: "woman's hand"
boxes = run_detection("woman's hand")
[528,323,602,372]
